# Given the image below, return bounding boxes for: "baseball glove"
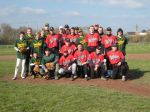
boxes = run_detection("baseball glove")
[33,65,40,73]
[20,48,26,54]
[45,62,55,70]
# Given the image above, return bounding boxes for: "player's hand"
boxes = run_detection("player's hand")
[117,62,121,66]
[45,69,48,73]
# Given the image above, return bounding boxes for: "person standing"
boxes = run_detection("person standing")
[12,32,29,80]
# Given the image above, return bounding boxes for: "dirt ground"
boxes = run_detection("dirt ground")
[1,54,150,98]
[2,75,150,98]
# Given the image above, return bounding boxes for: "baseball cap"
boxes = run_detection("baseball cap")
[96,46,102,50]
[45,23,49,27]
[94,24,99,27]
[106,27,112,31]
[65,38,70,42]
[64,24,69,29]
[49,27,54,31]
[45,48,50,51]
[111,44,117,47]
[59,26,63,30]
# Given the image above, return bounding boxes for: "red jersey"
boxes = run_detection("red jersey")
[85,33,100,47]
[74,50,89,64]
[46,34,60,48]
[107,50,124,65]
[101,35,117,48]
[60,44,76,55]
[58,33,67,43]
[59,55,74,67]
[88,52,104,65]
[67,34,79,44]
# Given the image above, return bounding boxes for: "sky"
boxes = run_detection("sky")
[0,0,150,32]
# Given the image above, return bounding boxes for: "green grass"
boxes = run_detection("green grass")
[0,60,150,112]
[126,43,150,54]
[0,81,150,112]
[0,43,150,55]
[0,44,150,112]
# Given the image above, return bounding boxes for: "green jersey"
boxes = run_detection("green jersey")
[117,35,128,55]
[76,35,87,49]
[30,57,41,65]
[30,38,47,57]
[15,38,28,59]
[25,34,35,46]
[41,54,58,65]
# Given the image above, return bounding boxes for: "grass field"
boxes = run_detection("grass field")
[0,44,150,112]
[0,43,150,55]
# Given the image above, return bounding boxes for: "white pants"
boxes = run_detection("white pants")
[58,63,76,75]
[13,58,26,78]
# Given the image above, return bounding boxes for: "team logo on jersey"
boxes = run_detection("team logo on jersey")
[33,41,42,48]
[88,37,98,43]
[105,38,113,44]
[17,42,27,48]
[109,55,119,60]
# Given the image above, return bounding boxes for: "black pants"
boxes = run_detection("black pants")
[89,64,105,79]
[25,49,31,75]
[77,65,89,78]
[111,62,129,79]
[49,47,59,56]
[87,46,97,53]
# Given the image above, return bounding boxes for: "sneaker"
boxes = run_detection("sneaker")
[21,76,26,79]
[101,76,108,81]
[70,75,75,81]
[85,77,90,81]
[54,76,59,80]
[122,75,126,81]
[12,77,17,80]
[32,75,36,79]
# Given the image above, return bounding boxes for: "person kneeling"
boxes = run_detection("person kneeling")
[59,50,77,81]
[41,48,59,80]
[74,44,90,80]
[107,44,129,81]
[88,46,107,80]
[30,52,42,79]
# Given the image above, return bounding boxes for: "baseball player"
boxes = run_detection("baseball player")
[76,29,87,49]
[12,31,29,80]
[67,27,79,45]
[41,48,59,80]
[58,49,77,81]
[60,38,77,55]
[88,46,107,80]
[101,27,117,54]
[85,25,101,53]
[74,44,90,80]
[30,32,47,58]
[45,27,60,56]
[24,27,34,76]
[117,28,128,56]
[30,52,42,79]
[107,44,129,81]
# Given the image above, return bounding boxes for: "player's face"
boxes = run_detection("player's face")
[96,49,101,54]
[65,42,70,46]
[59,29,64,34]
[78,45,83,51]
[98,27,103,34]
[27,29,32,35]
[44,26,49,31]
[118,31,123,36]
[71,29,75,34]
[94,26,99,30]
[19,34,24,39]
[50,30,54,35]
[33,53,38,58]
[89,27,94,34]
[107,31,111,35]
[112,47,117,51]
[78,31,83,36]
[45,51,50,56]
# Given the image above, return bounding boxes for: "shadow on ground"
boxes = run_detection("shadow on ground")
[127,69,150,80]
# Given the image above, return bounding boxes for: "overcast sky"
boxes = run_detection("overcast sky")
[0,0,149,32]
